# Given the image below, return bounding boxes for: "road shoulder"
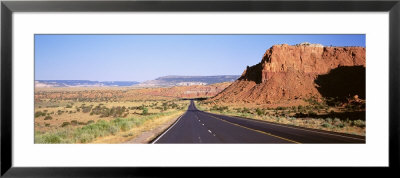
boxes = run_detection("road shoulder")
[124,112,183,144]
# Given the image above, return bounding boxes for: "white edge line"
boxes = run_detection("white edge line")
[151,112,186,144]
[201,111,365,141]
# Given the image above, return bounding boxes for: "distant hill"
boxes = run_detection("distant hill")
[35,80,139,88]
[134,75,240,88]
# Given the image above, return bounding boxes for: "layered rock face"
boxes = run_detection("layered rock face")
[209,43,366,104]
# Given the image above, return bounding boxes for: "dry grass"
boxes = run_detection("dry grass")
[34,87,190,143]
[91,111,184,143]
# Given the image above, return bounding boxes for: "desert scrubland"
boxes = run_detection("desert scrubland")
[34,87,190,143]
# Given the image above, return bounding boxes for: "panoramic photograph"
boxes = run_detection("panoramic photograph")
[34,34,366,144]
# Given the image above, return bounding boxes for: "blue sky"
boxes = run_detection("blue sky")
[35,34,365,82]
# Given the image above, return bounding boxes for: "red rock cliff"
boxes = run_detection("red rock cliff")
[209,43,366,104]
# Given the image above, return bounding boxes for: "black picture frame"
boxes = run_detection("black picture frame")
[1,0,399,177]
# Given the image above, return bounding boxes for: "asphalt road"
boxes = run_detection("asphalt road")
[153,100,365,143]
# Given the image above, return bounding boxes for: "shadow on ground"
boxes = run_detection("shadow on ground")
[294,110,365,121]
[315,66,365,103]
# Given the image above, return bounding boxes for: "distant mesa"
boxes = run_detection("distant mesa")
[208,42,366,105]
[35,80,139,88]
[35,75,240,88]
[134,75,240,88]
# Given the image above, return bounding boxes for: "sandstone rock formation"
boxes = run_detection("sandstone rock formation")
[208,43,366,105]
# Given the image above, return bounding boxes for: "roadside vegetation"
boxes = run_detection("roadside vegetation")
[195,97,365,136]
[35,110,185,143]
[34,87,189,143]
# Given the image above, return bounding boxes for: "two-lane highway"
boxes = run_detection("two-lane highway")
[153,100,365,143]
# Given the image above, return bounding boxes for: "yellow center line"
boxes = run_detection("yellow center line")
[203,113,301,144]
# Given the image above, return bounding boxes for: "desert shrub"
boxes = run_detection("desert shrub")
[78,122,86,125]
[91,105,127,118]
[71,120,78,126]
[81,106,92,113]
[212,105,219,110]
[242,107,250,113]
[321,122,332,128]
[113,118,133,132]
[297,105,306,112]
[142,107,148,115]
[256,108,264,116]
[353,120,366,128]
[333,118,344,128]
[42,134,62,143]
[78,133,94,143]
[87,120,95,125]
[297,105,304,110]
[169,102,178,109]
[325,118,333,123]
[211,105,229,112]
[123,132,134,137]
[308,111,317,117]
[61,122,71,127]
[44,116,53,120]
[66,104,72,108]
[45,123,50,127]
[35,111,46,118]
[110,125,120,135]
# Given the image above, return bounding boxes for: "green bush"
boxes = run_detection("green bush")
[353,120,366,128]
[321,122,332,128]
[256,108,264,116]
[142,107,148,115]
[211,105,229,112]
[42,134,62,143]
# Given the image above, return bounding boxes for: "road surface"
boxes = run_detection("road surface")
[153,100,365,143]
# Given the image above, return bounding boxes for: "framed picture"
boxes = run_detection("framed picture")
[1,0,399,177]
